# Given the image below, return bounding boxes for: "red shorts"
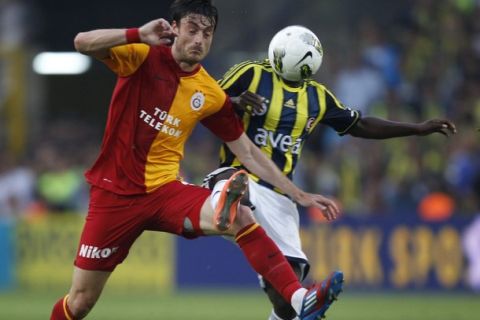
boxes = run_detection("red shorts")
[74,181,211,271]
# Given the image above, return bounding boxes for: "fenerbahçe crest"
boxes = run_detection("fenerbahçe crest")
[191,91,205,111]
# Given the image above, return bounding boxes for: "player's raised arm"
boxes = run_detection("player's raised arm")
[74,18,177,60]
[225,133,339,220]
[348,116,457,139]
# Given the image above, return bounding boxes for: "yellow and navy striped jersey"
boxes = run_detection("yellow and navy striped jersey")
[218,60,360,194]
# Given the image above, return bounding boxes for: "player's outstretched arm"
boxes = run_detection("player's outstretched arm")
[349,116,457,139]
[226,133,340,220]
[74,18,177,60]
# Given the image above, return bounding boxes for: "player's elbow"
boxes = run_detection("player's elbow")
[73,32,91,54]
[235,148,255,167]
[236,140,257,168]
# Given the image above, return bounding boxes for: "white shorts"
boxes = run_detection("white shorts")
[248,179,307,262]
[202,167,308,264]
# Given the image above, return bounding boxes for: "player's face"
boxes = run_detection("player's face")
[172,14,214,66]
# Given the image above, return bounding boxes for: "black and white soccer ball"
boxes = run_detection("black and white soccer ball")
[268,25,323,82]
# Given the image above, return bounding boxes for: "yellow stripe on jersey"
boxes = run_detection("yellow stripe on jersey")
[243,65,263,122]
[247,65,273,184]
[322,85,359,134]
[218,60,257,88]
[283,90,309,175]
[102,44,150,77]
[304,82,327,134]
[257,76,281,175]
[224,61,262,167]
[325,87,344,108]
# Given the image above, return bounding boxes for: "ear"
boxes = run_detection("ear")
[171,20,179,32]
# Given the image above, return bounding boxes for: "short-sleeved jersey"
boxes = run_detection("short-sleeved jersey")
[85,44,243,195]
[218,60,360,193]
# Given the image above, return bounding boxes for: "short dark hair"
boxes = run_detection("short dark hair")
[169,0,218,31]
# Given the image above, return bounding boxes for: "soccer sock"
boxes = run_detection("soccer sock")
[50,295,75,320]
[235,223,303,305]
[210,180,227,209]
[291,288,308,315]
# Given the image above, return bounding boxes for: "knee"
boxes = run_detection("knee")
[68,290,98,318]
[235,205,256,226]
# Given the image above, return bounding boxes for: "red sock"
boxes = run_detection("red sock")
[51,295,75,320]
[235,223,302,302]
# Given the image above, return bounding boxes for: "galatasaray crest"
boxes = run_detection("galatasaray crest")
[190,91,205,111]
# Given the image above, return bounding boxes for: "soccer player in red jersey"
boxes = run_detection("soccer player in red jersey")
[50,1,342,319]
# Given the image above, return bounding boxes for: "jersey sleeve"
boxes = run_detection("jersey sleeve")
[321,88,361,135]
[218,63,255,96]
[201,97,244,142]
[101,44,150,77]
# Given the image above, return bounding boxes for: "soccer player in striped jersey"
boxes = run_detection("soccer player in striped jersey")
[207,26,456,320]
[50,3,343,320]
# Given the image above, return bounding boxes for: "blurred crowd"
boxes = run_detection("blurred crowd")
[301,0,480,217]
[1,0,480,220]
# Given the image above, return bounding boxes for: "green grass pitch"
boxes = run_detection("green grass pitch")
[0,289,478,319]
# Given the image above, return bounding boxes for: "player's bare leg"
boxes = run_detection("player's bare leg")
[51,267,111,319]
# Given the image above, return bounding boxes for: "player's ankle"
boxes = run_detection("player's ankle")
[290,288,307,315]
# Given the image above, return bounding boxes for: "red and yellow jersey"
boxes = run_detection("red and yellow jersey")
[85,44,243,195]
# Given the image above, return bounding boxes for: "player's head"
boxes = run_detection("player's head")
[169,0,218,66]
[268,25,323,84]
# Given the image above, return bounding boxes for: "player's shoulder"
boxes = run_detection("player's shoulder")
[199,65,222,86]
[305,79,328,91]
[198,66,228,97]
[149,44,169,53]
[250,59,274,73]
[224,59,271,76]
[145,44,168,58]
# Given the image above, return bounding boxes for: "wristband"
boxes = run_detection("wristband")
[126,28,141,43]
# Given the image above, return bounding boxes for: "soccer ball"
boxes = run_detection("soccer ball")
[268,25,323,82]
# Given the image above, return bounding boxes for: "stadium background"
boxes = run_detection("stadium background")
[1,0,480,319]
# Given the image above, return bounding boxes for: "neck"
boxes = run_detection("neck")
[283,79,303,87]
[177,60,199,72]
[170,45,199,72]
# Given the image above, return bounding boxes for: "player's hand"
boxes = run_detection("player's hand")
[294,192,340,221]
[231,91,269,114]
[418,119,457,137]
[139,19,178,46]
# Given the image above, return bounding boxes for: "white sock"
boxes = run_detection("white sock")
[210,180,227,209]
[291,288,308,315]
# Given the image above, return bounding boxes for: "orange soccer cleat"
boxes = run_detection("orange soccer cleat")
[213,170,249,231]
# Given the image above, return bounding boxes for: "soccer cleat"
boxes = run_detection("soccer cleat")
[213,170,249,231]
[299,271,344,320]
